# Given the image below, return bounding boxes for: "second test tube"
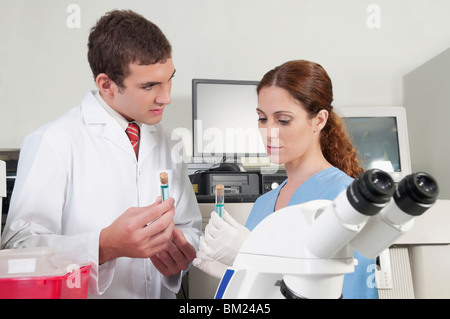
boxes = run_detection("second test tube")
[215,184,224,218]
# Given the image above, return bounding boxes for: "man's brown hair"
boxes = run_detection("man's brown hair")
[87,10,172,88]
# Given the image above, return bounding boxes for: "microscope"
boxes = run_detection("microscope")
[215,169,439,299]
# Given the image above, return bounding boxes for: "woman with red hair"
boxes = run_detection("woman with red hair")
[195,60,377,299]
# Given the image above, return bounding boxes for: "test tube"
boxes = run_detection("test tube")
[215,184,224,218]
[160,172,169,201]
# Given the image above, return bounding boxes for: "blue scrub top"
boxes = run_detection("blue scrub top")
[245,167,379,299]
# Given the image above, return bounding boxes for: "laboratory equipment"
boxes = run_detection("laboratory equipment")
[0,150,19,235]
[390,198,450,298]
[0,247,91,299]
[159,172,169,201]
[350,172,438,258]
[0,160,6,242]
[261,170,287,194]
[215,184,225,218]
[337,106,411,183]
[189,171,261,203]
[215,169,438,299]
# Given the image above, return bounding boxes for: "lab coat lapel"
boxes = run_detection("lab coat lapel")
[138,124,157,163]
[102,121,135,159]
[81,91,136,160]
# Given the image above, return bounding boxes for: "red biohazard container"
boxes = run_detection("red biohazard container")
[0,247,92,299]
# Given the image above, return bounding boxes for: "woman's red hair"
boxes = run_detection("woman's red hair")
[257,60,363,178]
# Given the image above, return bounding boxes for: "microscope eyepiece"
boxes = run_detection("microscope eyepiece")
[415,173,438,197]
[371,170,394,193]
[394,172,439,216]
[347,169,395,216]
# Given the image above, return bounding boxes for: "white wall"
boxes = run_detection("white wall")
[404,49,450,199]
[1,1,450,164]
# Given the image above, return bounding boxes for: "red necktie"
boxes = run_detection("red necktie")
[126,122,140,158]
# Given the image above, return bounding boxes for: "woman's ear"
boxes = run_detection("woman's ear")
[314,109,329,133]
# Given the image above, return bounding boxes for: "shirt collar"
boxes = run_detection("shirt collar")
[94,90,132,131]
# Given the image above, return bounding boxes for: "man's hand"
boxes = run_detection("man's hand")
[150,227,196,277]
[99,197,175,264]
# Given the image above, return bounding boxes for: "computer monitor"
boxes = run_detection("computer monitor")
[192,79,266,160]
[336,106,412,183]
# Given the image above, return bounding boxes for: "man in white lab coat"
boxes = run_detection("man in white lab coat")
[1,10,202,298]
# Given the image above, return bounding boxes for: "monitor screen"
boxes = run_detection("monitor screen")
[336,106,411,183]
[343,117,400,172]
[192,79,266,158]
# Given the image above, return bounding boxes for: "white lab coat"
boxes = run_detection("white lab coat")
[1,91,202,298]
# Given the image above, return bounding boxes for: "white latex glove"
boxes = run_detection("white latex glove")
[203,210,250,266]
[193,236,228,279]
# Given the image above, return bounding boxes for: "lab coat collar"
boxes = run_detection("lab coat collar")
[80,91,157,162]
[81,91,111,125]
